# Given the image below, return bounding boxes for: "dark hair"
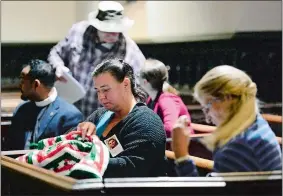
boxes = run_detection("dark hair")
[140,58,168,91]
[24,59,56,88]
[108,138,117,144]
[92,58,147,102]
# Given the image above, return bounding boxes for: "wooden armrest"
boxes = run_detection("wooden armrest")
[261,114,282,124]
[190,122,282,144]
[1,155,76,190]
[1,150,36,156]
[191,123,216,133]
[166,133,212,143]
[276,137,282,145]
[165,150,214,170]
[209,170,282,177]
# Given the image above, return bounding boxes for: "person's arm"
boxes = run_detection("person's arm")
[103,112,166,178]
[48,22,88,77]
[175,157,199,176]
[158,96,181,137]
[60,110,84,135]
[3,103,26,150]
[172,116,198,176]
[48,26,73,70]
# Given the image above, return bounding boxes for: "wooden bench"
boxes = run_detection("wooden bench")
[2,152,281,195]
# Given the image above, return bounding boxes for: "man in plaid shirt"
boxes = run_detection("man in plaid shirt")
[48,1,145,118]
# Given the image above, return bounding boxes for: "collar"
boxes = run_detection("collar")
[153,91,163,102]
[147,91,162,110]
[101,43,114,49]
[35,87,58,107]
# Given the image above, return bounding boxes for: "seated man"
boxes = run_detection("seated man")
[3,59,83,150]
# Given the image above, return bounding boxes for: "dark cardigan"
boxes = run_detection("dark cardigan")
[86,103,167,178]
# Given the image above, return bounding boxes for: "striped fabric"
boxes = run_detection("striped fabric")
[16,130,110,179]
[176,115,282,176]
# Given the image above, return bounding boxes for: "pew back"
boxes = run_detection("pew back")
[2,152,281,196]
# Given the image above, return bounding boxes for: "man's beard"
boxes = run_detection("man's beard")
[20,94,28,101]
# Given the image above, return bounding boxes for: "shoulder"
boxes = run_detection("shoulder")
[132,103,161,119]
[55,97,82,115]
[70,21,91,32]
[13,100,33,114]
[121,103,166,143]
[67,21,93,42]
[220,115,276,154]
[159,92,179,100]
[242,115,280,157]
[123,34,141,51]
[86,107,108,123]
[158,93,182,105]
[125,103,165,133]
[123,34,145,61]
[244,115,277,145]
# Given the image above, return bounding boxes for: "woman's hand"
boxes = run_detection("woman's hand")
[172,115,191,159]
[77,122,97,139]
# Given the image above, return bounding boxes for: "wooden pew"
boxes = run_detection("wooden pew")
[261,114,282,124]
[1,121,11,143]
[165,150,214,171]
[1,152,103,195]
[190,121,282,145]
[2,152,281,196]
[191,113,282,132]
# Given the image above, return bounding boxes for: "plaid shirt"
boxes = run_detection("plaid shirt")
[48,21,145,118]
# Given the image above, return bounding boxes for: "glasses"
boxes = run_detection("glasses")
[201,97,222,113]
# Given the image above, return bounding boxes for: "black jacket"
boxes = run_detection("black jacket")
[86,103,167,178]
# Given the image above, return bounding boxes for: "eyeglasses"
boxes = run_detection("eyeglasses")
[201,97,222,113]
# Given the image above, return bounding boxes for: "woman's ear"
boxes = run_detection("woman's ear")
[123,77,131,89]
[143,79,148,85]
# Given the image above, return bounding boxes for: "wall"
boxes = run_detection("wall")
[75,1,99,22]
[1,1,281,43]
[235,1,282,32]
[123,1,149,43]
[1,1,76,43]
[145,1,282,43]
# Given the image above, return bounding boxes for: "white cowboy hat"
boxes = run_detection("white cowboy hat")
[88,1,134,33]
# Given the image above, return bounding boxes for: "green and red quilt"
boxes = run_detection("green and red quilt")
[16,130,110,179]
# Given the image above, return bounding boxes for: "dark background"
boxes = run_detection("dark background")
[2,31,281,104]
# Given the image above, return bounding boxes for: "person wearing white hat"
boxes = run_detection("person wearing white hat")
[48,1,145,118]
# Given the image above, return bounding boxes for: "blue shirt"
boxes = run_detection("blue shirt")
[175,115,282,176]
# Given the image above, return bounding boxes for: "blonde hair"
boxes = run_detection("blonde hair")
[140,58,179,95]
[194,65,258,151]
[163,81,180,96]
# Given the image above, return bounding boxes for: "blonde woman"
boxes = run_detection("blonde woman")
[172,65,282,176]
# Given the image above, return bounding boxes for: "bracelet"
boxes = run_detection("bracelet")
[175,155,190,164]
